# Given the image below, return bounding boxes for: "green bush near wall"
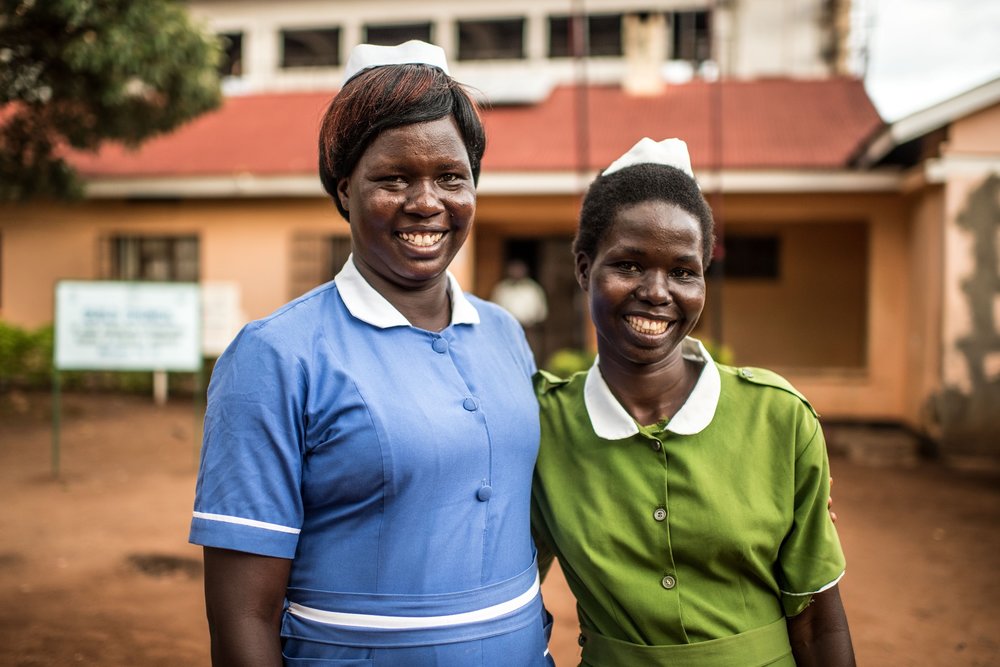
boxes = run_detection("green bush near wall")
[0,321,53,390]
[4,318,735,393]
[701,339,735,366]
[0,320,204,394]
[542,348,596,377]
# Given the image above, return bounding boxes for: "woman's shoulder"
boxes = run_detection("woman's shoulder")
[258,280,340,326]
[227,281,342,354]
[532,368,587,401]
[717,363,818,419]
[464,293,536,349]
[465,292,519,327]
[533,368,566,394]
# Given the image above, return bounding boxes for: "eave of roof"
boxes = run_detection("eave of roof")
[858,75,1000,167]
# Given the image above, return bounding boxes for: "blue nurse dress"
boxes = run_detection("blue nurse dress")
[190,256,552,665]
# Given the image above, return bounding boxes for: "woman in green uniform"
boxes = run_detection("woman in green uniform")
[531,138,855,666]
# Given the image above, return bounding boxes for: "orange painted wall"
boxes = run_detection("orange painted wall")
[947,104,1000,152]
[708,221,867,370]
[473,189,912,422]
[700,192,910,421]
[939,105,1000,393]
[0,199,346,328]
[0,188,913,425]
[905,186,945,436]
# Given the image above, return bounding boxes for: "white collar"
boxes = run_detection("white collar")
[583,337,721,439]
[335,254,480,329]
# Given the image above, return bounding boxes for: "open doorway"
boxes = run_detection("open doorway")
[489,237,585,366]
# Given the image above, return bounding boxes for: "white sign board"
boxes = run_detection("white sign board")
[201,281,244,357]
[55,281,202,371]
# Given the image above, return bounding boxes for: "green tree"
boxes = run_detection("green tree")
[0,0,223,200]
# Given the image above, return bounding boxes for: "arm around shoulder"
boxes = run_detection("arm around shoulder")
[203,547,292,667]
[786,584,856,667]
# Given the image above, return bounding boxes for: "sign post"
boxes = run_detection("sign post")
[51,367,61,479]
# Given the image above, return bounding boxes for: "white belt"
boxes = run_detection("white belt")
[287,572,540,630]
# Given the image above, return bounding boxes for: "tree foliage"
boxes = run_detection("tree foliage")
[0,0,223,200]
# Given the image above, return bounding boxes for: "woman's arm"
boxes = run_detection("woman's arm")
[203,547,292,667]
[786,584,856,666]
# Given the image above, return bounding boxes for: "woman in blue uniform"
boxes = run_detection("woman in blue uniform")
[531,138,855,666]
[190,41,552,666]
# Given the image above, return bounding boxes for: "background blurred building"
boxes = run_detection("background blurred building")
[1,0,998,460]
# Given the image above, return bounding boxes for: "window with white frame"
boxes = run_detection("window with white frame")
[109,236,199,282]
[288,233,351,299]
[671,10,711,63]
[363,22,433,46]
[457,18,525,61]
[217,32,243,77]
[548,13,623,58]
[281,27,341,68]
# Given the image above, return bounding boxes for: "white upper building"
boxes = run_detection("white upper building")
[187,0,861,100]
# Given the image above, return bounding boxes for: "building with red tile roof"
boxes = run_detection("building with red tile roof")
[5,72,1000,459]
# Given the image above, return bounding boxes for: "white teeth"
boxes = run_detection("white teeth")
[398,231,444,247]
[625,315,668,335]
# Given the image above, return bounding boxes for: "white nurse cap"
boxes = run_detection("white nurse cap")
[602,137,695,179]
[342,40,450,85]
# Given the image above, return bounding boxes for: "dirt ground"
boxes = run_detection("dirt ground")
[1,391,998,667]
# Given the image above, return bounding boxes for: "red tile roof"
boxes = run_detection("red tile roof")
[71,91,332,178]
[70,77,882,178]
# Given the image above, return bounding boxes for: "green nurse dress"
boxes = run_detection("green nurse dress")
[531,338,845,667]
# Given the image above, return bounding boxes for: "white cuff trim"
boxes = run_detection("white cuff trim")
[192,511,301,535]
[781,569,845,596]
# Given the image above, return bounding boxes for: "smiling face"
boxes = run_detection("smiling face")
[577,200,706,369]
[336,115,476,293]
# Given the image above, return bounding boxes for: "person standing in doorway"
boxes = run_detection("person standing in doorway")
[491,258,549,355]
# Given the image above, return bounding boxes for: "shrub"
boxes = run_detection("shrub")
[542,348,596,378]
[0,321,52,389]
[700,338,735,366]
[0,320,206,395]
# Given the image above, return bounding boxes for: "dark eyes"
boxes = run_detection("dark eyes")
[612,262,700,279]
[615,262,641,273]
[377,173,465,185]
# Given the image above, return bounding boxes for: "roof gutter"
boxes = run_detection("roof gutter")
[83,169,904,199]
[481,169,903,194]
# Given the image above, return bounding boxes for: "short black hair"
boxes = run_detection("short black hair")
[574,163,715,267]
[318,64,486,220]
